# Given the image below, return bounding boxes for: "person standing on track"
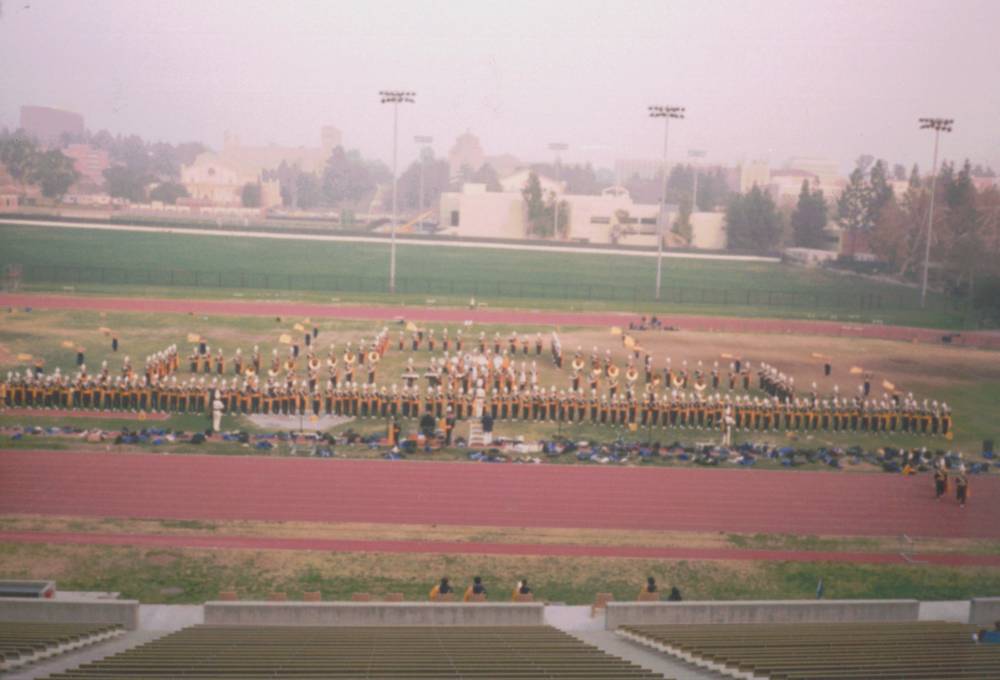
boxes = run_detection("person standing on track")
[955,466,969,508]
[934,463,948,500]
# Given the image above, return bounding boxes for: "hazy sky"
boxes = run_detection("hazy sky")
[1,0,998,173]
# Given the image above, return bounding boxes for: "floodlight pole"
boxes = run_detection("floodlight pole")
[649,105,685,301]
[380,90,415,294]
[918,117,953,309]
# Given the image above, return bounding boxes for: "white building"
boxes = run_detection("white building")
[439,173,696,247]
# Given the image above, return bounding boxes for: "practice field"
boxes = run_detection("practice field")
[0,222,972,327]
[2,304,998,452]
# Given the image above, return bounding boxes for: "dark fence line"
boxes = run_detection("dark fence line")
[21,263,972,315]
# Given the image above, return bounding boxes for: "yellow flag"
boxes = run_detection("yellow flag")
[850,366,864,375]
[293,323,305,332]
[623,335,636,348]
[811,352,826,359]
[405,321,418,332]
[61,340,75,349]
[17,353,32,361]
[882,380,896,391]
[98,326,112,334]
[303,318,311,324]
[279,334,292,345]
[721,352,734,359]
[610,326,622,335]
[628,422,638,432]
[187,333,201,343]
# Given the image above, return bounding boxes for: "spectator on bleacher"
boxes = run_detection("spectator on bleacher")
[429,577,452,601]
[512,579,532,600]
[667,586,682,601]
[464,576,487,602]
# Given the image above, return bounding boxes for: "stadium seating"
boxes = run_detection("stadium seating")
[45,624,666,678]
[0,621,122,672]
[619,621,1000,679]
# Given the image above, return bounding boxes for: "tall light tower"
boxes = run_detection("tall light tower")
[414,135,433,232]
[548,142,568,237]
[379,90,415,294]
[918,117,953,309]
[648,105,685,301]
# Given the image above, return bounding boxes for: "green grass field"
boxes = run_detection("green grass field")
[0,222,973,328]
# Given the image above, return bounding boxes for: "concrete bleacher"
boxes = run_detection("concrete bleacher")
[203,600,545,627]
[619,621,1000,679]
[44,624,668,679]
[605,599,920,629]
[0,598,139,630]
[0,622,123,673]
[970,597,1000,626]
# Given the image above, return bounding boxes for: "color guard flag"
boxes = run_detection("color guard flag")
[721,352,735,359]
[405,321,418,332]
[610,326,622,335]
[279,334,292,345]
[882,380,896,391]
[61,340,75,349]
[293,323,305,332]
[623,335,636,348]
[811,352,827,359]
[98,326,112,335]
[850,366,864,375]
[16,353,32,361]
[187,333,201,343]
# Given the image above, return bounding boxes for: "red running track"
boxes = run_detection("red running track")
[1,450,996,540]
[2,529,998,567]
[3,293,999,348]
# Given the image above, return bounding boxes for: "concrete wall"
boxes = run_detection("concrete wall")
[606,600,919,629]
[204,602,544,627]
[0,598,140,630]
[969,598,1000,626]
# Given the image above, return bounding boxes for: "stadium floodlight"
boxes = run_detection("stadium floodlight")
[648,106,685,301]
[917,117,954,309]
[548,143,568,236]
[379,91,416,293]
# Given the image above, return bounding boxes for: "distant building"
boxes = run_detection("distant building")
[738,160,770,193]
[614,159,663,183]
[483,154,521,178]
[448,130,485,179]
[767,169,820,205]
[63,144,110,189]
[439,172,692,247]
[19,105,85,145]
[785,157,841,187]
[180,152,280,209]
[180,126,337,208]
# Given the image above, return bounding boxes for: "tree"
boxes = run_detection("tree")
[149,181,189,205]
[295,172,322,210]
[522,172,550,237]
[672,196,693,243]
[0,134,38,182]
[241,182,261,208]
[471,163,502,191]
[724,186,783,253]
[322,146,376,206]
[32,149,79,198]
[835,167,873,256]
[103,165,148,202]
[790,180,828,248]
[892,163,908,181]
[396,149,451,211]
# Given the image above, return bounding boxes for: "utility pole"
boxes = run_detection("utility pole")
[414,135,433,232]
[918,117,953,308]
[379,90,415,293]
[549,142,568,237]
[648,106,685,301]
